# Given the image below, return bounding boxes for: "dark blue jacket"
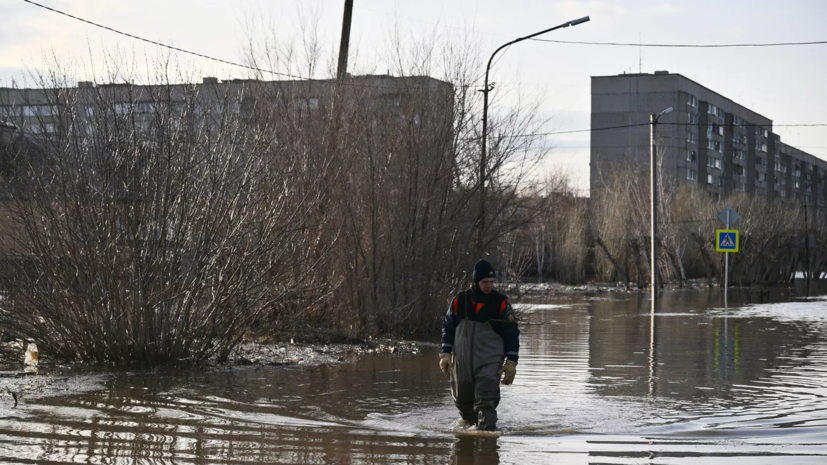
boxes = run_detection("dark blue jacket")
[441,287,520,363]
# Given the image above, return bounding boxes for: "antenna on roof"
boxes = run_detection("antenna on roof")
[639,32,642,73]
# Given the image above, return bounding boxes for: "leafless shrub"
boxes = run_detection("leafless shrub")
[0,56,331,366]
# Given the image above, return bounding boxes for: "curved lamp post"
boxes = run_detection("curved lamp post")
[477,16,590,248]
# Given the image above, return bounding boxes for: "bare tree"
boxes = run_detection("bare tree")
[0,56,332,366]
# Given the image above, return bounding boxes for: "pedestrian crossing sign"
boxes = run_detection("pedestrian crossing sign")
[716,230,739,253]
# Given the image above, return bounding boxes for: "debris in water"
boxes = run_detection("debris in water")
[24,343,38,374]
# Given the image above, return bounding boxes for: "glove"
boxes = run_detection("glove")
[439,353,453,379]
[498,360,517,385]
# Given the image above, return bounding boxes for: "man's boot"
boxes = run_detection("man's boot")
[459,410,477,426]
[476,409,497,431]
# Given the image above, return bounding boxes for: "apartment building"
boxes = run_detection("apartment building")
[0,74,453,140]
[590,71,826,208]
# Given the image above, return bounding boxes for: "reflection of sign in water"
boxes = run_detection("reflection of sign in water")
[716,229,739,252]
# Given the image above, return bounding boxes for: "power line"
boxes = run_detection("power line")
[659,218,718,225]
[19,0,456,92]
[354,4,827,48]
[21,0,303,80]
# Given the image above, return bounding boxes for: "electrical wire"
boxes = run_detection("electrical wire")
[19,0,455,91]
[353,4,827,48]
[20,0,304,80]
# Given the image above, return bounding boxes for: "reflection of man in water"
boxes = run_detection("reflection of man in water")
[439,259,520,431]
[452,436,500,465]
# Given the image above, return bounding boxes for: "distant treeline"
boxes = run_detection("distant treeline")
[489,161,827,289]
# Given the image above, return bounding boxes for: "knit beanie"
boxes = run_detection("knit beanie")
[472,259,496,283]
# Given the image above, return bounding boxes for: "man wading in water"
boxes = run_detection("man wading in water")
[439,259,520,431]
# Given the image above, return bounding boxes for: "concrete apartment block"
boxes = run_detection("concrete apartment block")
[590,71,826,208]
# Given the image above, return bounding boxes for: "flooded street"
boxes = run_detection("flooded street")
[1,290,826,464]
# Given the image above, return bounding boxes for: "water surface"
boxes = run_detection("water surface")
[1,289,826,464]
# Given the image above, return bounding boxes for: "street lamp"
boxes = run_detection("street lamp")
[650,106,672,305]
[476,16,590,248]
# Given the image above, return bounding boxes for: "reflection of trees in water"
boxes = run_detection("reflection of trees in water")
[585,292,823,401]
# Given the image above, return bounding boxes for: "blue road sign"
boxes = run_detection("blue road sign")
[716,230,739,253]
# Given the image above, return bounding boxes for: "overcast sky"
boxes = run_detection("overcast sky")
[2,0,825,192]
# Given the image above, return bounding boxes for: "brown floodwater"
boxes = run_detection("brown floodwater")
[1,288,826,464]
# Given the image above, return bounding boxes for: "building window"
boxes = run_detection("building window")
[0,106,19,119]
[781,190,786,198]
[134,102,153,113]
[735,182,746,192]
[687,112,698,124]
[111,103,130,115]
[734,164,744,176]
[687,150,696,162]
[756,171,766,182]
[805,194,812,203]
[687,169,698,181]
[708,174,722,186]
[794,180,800,189]
[755,141,767,152]
[23,105,57,117]
[757,188,766,196]
[735,150,746,160]
[755,126,768,138]
[794,167,801,177]
[687,132,697,144]
[688,94,697,107]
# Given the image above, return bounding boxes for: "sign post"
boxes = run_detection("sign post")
[717,206,740,307]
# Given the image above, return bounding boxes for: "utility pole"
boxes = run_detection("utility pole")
[650,113,658,305]
[327,0,353,152]
[650,107,672,306]
[336,0,354,83]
